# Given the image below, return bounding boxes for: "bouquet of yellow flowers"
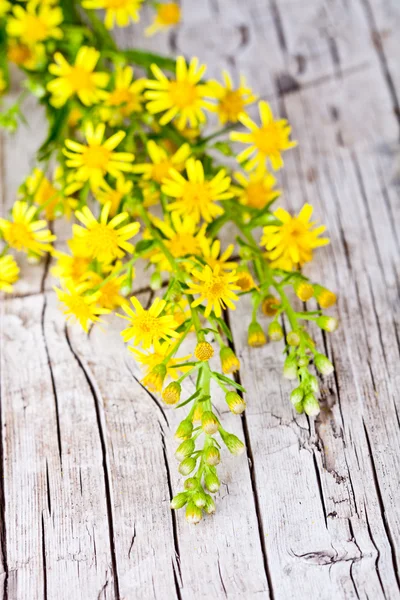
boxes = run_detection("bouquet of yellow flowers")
[0,0,338,524]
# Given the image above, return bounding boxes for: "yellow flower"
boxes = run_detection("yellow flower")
[25,168,77,221]
[73,202,140,263]
[233,167,281,210]
[0,201,55,256]
[120,296,179,348]
[130,339,191,379]
[235,267,256,291]
[0,1,11,19]
[0,254,19,293]
[149,212,207,271]
[51,248,92,286]
[194,341,214,361]
[186,264,240,318]
[82,0,143,29]
[145,56,214,129]
[7,41,45,70]
[55,282,109,333]
[88,266,128,310]
[145,2,181,36]
[200,239,236,271]
[94,175,133,216]
[261,203,329,270]
[132,140,191,184]
[208,70,257,124]
[63,122,135,189]
[162,157,233,223]
[100,66,145,125]
[47,47,109,107]
[231,100,297,171]
[7,1,63,45]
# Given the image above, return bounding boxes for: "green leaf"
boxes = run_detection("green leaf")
[213,317,233,342]
[134,239,156,255]
[123,49,176,72]
[213,372,246,392]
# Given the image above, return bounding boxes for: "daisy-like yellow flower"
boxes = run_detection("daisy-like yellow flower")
[73,202,140,263]
[130,339,191,380]
[145,3,181,36]
[25,168,77,221]
[162,158,233,223]
[0,254,19,293]
[120,296,179,348]
[231,100,297,171]
[82,0,143,29]
[186,264,240,318]
[100,66,145,125]
[55,283,110,333]
[63,122,135,189]
[132,140,191,184]
[7,41,45,70]
[7,1,63,46]
[94,175,133,216]
[208,71,257,124]
[261,203,329,270]
[47,47,109,107]
[145,56,214,130]
[0,201,55,256]
[233,167,281,210]
[149,213,207,272]
[51,249,92,286]
[200,239,236,271]
[88,267,128,311]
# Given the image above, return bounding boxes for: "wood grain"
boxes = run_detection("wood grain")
[1,0,399,598]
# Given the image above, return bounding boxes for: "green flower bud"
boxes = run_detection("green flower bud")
[293,399,304,414]
[283,355,298,380]
[205,471,220,493]
[220,346,240,374]
[175,439,195,462]
[297,356,309,367]
[184,477,198,491]
[225,391,246,415]
[220,430,245,455]
[201,411,219,435]
[185,502,202,524]
[150,271,163,290]
[192,491,207,508]
[162,381,181,405]
[178,457,197,476]
[303,393,320,417]
[175,419,193,440]
[204,494,216,514]
[287,330,301,346]
[308,375,319,394]
[268,321,283,342]
[248,321,267,347]
[314,353,334,376]
[290,387,304,406]
[316,316,339,332]
[204,446,220,466]
[170,492,188,510]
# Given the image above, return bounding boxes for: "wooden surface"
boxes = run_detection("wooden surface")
[1,0,400,598]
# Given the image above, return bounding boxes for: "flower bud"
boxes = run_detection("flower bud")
[175,419,193,440]
[297,356,309,368]
[204,495,216,514]
[175,438,195,462]
[204,446,220,466]
[268,321,283,342]
[294,280,314,301]
[205,471,220,492]
[290,387,304,406]
[303,393,320,417]
[314,353,334,376]
[170,492,188,509]
[287,330,301,346]
[247,322,267,347]
[178,457,197,476]
[162,381,181,405]
[220,346,240,374]
[283,355,298,380]
[262,295,280,316]
[184,477,198,491]
[293,399,304,414]
[225,391,246,415]
[195,341,214,361]
[236,268,255,292]
[314,285,337,308]
[192,491,207,508]
[201,411,219,435]
[142,363,167,392]
[150,271,163,290]
[185,502,202,524]
[220,430,245,455]
[308,375,319,394]
[192,403,203,422]
[316,316,339,332]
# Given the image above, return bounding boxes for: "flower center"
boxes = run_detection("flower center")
[136,314,161,334]
[151,160,173,183]
[87,224,118,256]
[169,81,198,109]
[158,4,181,24]
[24,15,48,44]
[82,145,111,170]
[67,67,94,92]
[66,295,92,320]
[253,124,282,155]
[183,182,211,209]
[71,257,91,281]
[4,222,33,250]
[168,234,199,257]
[245,181,268,208]
[282,219,308,245]
[107,88,133,107]
[205,276,227,300]
[8,44,32,65]
[219,90,244,121]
